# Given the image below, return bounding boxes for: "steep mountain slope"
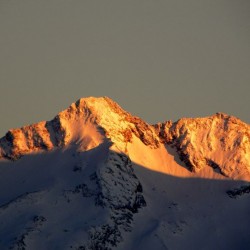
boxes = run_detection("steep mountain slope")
[154,113,250,180]
[0,97,250,250]
[0,97,159,160]
[0,144,146,249]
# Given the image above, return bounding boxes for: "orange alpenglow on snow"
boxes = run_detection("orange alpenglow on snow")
[0,97,249,181]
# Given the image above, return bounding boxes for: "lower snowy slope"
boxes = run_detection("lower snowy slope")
[0,140,250,250]
[0,141,146,250]
[120,164,250,250]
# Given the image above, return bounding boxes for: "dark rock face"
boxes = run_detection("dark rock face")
[77,152,146,250]
[10,214,47,250]
[60,150,147,250]
[227,185,250,198]
[205,158,226,176]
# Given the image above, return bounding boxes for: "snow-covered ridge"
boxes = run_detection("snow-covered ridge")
[0,97,249,180]
[0,97,159,160]
[154,112,250,180]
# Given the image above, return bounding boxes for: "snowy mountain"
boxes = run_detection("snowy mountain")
[154,112,250,180]
[0,97,250,250]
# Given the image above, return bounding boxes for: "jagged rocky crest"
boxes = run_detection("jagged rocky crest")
[0,97,159,160]
[0,97,250,180]
[154,112,250,179]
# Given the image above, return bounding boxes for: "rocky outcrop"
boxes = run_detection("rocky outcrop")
[81,152,146,250]
[227,185,250,199]
[64,151,146,250]
[155,113,250,179]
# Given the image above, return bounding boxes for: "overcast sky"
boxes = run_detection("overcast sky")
[0,0,249,136]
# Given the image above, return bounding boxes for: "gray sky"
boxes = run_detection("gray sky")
[0,0,249,136]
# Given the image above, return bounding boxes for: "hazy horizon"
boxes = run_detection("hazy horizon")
[0,0,249,136]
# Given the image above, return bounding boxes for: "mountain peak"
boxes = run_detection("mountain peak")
[0,97,249,180]
[55,96,130,126]
[75,96,120,108]
[57,96,160,150]
[73,96,121,114]
[0,97,160,160]
[155,113,250,179]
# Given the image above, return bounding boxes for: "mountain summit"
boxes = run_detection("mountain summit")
[0,97,250,250]
[0,97,159,160]
[0,96,249,180]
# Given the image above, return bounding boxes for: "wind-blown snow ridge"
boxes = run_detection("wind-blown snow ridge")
[0,97,250,180]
